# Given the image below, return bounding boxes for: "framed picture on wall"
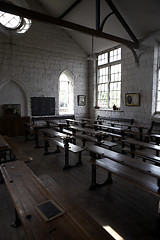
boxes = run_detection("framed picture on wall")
[77,95,86,106]
[125,93,140,106]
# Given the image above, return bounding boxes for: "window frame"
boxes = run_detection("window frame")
[156,68,160,113]
[96,46,121,110]
[59,70,74,115]
[0,7,31,34]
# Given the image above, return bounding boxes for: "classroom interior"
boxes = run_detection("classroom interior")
[1,0,160,240]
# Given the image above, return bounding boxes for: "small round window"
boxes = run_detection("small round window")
[0,11,31,33]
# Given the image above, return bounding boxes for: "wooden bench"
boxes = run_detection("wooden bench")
[32,114,75,124]
[0,161,113,240]
[3,136,33,163]
[75,132,117,149]
[122,137,160,157]
[97,115,134,127]
[44,136,85,169]
[86,146,160,223]
[93,123,126,142]
[122,147,160,166]
[87,145,160,185]
[145,121,160,143]
[89,157,160,200]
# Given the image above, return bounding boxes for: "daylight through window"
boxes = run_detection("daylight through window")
[97,47,121,109]
[156,69,160,111]
[0,11,31,33]
[59,71,74,115]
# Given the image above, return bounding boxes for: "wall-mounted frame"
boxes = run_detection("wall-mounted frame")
[77,95,86,106]
[125,93,140,106]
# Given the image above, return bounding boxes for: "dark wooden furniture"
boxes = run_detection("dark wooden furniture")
[86,145,160,223]
[145,121,160,142]
[3,136,33,163]
[1,161,113,240]
[87,145,160,182]
[0,117,30,136]
[150,134,160,145]
[93,123,126,142]
[122,137,160,157]
[0,135,11,162]
[44,136,84,169]
[74,132,117,149]
[97,115,134,126]
[32,114,74,124]
[24,122,48,148]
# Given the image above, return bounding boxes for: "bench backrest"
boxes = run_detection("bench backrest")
[32,114,75,124]
[97,115,134,125]
[147,121,160,134]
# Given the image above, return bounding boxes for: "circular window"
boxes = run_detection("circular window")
[0,11,31,33]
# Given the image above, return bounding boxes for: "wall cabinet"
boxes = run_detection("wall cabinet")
[0,117,30,136]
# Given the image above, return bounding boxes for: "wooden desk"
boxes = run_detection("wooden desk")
[0,161,113,240]
[69,125,100,135]
[41,128,68,139]
[24,122,48,148]
[150,134,160,145]
[122,138,160,156]
[66,119,87,128]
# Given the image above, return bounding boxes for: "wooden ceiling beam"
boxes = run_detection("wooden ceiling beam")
[105,0,138,45]
[0,2,139,49]
[59,0,82,19]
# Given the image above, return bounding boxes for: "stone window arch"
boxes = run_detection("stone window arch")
[59,70,74,115]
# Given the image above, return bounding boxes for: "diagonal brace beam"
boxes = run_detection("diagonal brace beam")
[0,2,139,49]
[59,0,82,19]
[105,0,138,45]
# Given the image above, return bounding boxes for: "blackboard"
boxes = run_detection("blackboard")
[31,97,55,116]
[35,200,65,221]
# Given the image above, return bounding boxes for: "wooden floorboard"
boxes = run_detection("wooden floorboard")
[0,136,160,240]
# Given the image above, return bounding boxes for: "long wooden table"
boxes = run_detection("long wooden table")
[0,161,114,240]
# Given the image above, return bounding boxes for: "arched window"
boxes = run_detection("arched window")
[59,70,74,115]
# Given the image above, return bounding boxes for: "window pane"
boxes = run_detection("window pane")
[59,72,74,114]
[97,47,121,109]
[110,48,121,62]
[98,53,108,66]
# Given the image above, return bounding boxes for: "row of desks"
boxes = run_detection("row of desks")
[24,120,160,161]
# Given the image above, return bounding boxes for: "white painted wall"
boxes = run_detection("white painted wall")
[89,30,160,128]
[0,20,89,118]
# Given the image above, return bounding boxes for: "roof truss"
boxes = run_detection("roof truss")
[0,1,139,49]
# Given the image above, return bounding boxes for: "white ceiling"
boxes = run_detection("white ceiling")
[8,0,160,54]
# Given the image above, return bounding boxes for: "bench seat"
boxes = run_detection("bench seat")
[122,147,160,165]
[87,145,160,181]
[101,140,117,149]
[90,157,160,197]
